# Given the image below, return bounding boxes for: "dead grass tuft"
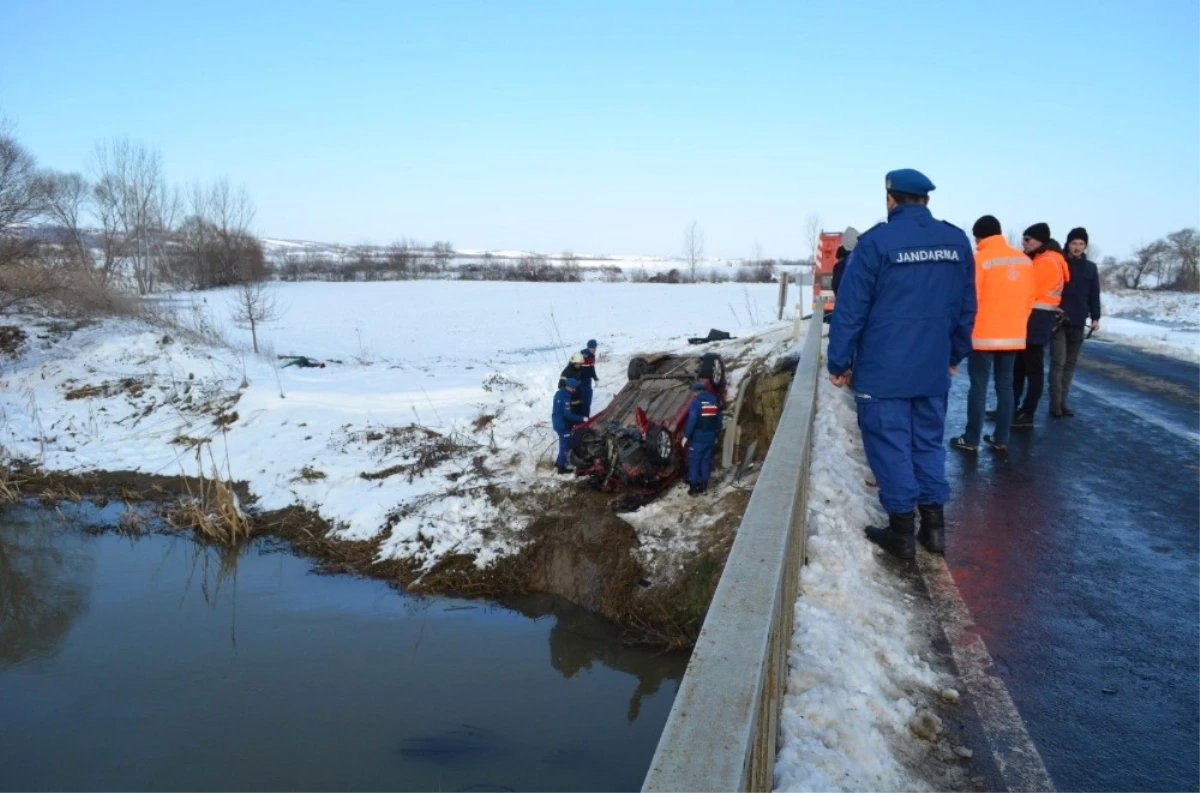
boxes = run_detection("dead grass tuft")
[0,325,28,358]
[0,467,21,504]
[295,465,327,482]
[64,377,148,401]
[165,445,252,546]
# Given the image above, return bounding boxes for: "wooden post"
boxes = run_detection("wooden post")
[776,272,789,320]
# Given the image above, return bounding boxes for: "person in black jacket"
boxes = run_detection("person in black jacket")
[830,226,859,298]
[558,353,587,417]
[1049,226,1102,417]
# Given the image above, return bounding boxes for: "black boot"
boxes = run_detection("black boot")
[865,512,916,560]
[917,504,945,554]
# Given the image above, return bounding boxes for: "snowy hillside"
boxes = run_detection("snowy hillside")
[0,281,810,573]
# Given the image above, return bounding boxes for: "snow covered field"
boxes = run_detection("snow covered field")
[774,379,968,792]
[1098,288,1199,361]
[0,281,807,572]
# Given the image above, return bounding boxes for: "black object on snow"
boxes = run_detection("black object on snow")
[687,328,734,345]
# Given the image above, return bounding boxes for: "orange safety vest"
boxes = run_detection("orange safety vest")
[972,236,1036,351]
[1031,248,1070,311]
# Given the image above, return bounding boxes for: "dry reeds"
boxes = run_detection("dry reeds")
[0,467,20,504]
[166,442,251,546]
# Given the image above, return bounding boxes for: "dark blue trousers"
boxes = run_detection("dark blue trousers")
[688,433,716,484]
[556,431,572,468]
[856,394,949,514]
[580,381,593,416]
[966,351,1017,444]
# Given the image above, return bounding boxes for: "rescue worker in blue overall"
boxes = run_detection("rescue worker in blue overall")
[552,378,586,474]
[682,382,722,496]
[578,339,599,416]
[827,169,976,559]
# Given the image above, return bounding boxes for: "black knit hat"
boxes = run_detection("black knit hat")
[972,215,1002,239]
[1023,222,1051,244]
[1066,226,1089,245]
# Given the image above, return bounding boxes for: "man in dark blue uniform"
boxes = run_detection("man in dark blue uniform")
[552,378,586,474]
[827,169,976,559]
[682,382,722,496]
[578,339,599,415]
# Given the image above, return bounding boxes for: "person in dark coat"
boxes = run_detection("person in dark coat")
[578,339,600,415]
[682,382,722,495]
[559,353,587,416]
[1049,227,1102,417]
[828,169,976,559]
[1012,224,1070,426]
[551,378,586,474]
[830,227,860,298]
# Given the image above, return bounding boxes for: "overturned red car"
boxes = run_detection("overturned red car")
[568,352,727,500]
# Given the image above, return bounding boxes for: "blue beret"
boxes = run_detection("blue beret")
[586,339,597,348]
[565,377,580,388]
[885,168,936,196]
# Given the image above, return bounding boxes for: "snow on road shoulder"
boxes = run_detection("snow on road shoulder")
[1099,288,1198,362]
[774,379,958,792]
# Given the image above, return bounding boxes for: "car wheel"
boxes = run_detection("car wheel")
[644,426,673,466]
[628,356,650,381]
[699,353,726,390]
[571,427,603,461]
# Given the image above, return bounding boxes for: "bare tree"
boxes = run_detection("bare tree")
[1121,240,1170,290]
[0,122,44,270]
[804,212,821,259]
[92,137,177,295]
[39,170,94,272]
[683,220,705,283]
[386,238,415,277]
[229,277,282,354]
[174,178,260,289]
[1165,228,1199,291]
[432,240,454,270]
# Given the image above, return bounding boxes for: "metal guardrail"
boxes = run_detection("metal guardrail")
[642,304,824,792]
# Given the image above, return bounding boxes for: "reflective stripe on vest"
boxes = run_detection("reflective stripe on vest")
[974,337,1026,348]
[1032,302,1058,310]
[980,256,1030,269]
[700,404,719,417]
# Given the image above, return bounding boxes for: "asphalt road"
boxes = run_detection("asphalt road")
[942,339,1199,792]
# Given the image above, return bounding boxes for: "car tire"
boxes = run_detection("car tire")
[571,427,603,461]
[644,426,673,466]
[699,353,726,390]
[628,357,650,381]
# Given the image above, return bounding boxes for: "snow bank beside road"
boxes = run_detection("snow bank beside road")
[1099,288,1198,362]
[774,379,960,792]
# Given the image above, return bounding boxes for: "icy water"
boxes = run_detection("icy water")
[0,504,686,792]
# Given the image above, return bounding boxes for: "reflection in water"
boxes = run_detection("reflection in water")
[0,505,687,792]
[503,594,677,723]
[0,510,93,670]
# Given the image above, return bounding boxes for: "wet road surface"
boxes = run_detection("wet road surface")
[943,340,1199,792]
[945,338,1200,787]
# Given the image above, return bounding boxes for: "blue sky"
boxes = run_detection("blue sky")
[2,0,1197,259]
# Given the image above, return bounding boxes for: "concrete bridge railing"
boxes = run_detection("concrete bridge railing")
[642,305,824,792]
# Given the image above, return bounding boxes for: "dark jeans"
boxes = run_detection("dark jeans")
[1049,325,1086,412]
[1013,343,1045,415]
[967,350,1017,444]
